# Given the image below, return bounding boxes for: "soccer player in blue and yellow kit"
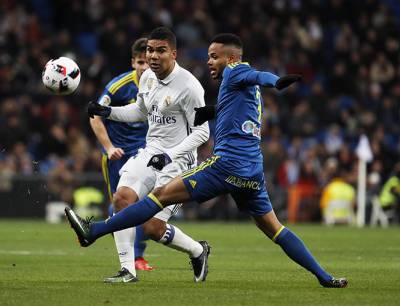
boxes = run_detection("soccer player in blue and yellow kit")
[67,34,348,287]
[89,38,153,271]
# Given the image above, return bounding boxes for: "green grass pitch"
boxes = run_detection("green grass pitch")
[0,220,399,305]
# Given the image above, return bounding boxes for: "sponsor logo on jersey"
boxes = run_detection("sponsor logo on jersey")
[225,175,261,190]
[148,105,177,124]
[241,120,260,138]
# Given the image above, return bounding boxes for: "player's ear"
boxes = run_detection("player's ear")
[131,57,135,69]
[171,49,177,60]
[227,53,236,64]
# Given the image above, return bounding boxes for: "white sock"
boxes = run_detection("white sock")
[114,227,136,276]
[158,224,203,258]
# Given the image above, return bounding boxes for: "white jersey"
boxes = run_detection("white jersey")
[109,62,209,166]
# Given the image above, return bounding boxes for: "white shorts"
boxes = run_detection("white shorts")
[117,148,191,222]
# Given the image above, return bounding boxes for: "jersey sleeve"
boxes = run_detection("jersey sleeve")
[180,81,206,126]
[165,80,210,160]
[227,64,279,88]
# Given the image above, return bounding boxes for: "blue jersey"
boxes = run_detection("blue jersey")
[97,70,147,156]
[182,63,279,214]
[213,62,278,167]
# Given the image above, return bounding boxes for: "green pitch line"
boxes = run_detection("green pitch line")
[0,220,399,306]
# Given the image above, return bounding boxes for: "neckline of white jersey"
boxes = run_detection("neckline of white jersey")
[158,61,180,85]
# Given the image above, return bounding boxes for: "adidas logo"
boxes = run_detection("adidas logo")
[189,180,197,188]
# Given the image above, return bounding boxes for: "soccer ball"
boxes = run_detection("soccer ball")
[42,57,81,95]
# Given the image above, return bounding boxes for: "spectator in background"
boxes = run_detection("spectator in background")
[378,163,400,223]
[320,170,356,226]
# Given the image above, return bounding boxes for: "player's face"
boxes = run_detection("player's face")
[131,53,148,80]
[146,39,177,79]
[207,43,228,79]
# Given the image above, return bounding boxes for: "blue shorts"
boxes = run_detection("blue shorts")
[101,153,135,201]
[181,156,273,216]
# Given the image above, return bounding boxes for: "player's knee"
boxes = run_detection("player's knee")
[151,186,164,199]
[112,192,130,212]
[151,186,169,204]
[142,218,166,241]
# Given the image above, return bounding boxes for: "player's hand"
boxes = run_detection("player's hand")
[147,153,172,171]
[107,147,124,160]
[194,105,216,126]
[275,74,302,90]
[87,101,111,118]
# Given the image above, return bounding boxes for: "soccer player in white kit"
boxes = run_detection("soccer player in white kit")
[88,27,211,283]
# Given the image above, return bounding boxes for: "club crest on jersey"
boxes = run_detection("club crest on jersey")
[164,96,172,107]
[242,120,261,138]
[147,78,154,90]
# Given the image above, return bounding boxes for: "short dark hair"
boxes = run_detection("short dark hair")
[211,33,243,49]
[131,37,147,58]
[148,27,176,49]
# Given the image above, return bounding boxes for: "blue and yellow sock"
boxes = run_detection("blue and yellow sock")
[273,226,332,283]
[90,194,163,240]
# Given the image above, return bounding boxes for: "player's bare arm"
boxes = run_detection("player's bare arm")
[89,116,124,160]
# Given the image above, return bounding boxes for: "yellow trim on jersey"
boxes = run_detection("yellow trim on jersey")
[181,156,220,179]
[148,193,164,209]
[272,225,285,242]
[101,154,113,202]
[228,61,250,68]
[109,77,132,95]
[108,72,133,95]
[132,70,139,87]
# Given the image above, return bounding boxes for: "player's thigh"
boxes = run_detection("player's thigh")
[231,185,273,216]
[117,150,156,200]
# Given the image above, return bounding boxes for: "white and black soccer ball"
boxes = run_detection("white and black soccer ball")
[42,57,81,95]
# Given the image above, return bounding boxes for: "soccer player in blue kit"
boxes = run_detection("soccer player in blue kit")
[90,38,153,271]
[66,33,348,288]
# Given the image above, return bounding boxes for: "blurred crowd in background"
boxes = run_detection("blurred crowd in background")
[0,0,399,221]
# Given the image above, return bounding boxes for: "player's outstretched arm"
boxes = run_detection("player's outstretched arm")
[87,101,146,123]
[243,69,302,90]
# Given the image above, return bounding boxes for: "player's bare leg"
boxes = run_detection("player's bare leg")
[152,176,192,205]
[252,211,348,288]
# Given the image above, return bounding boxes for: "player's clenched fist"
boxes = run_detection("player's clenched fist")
[107,147,125,160]
[194,105,216,126]
[147,153,172,171]
[275,74,302,90]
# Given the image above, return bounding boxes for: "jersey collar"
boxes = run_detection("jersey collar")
[159,61,179,85]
